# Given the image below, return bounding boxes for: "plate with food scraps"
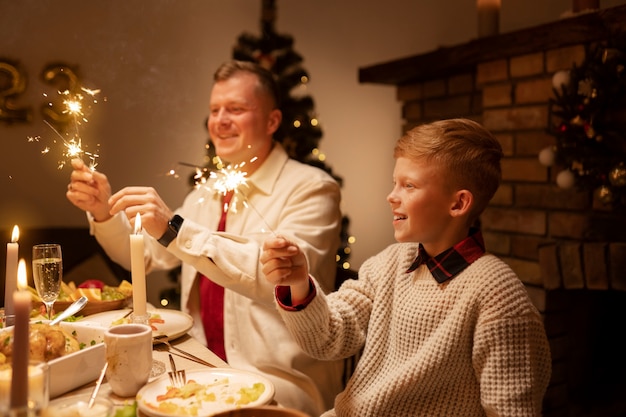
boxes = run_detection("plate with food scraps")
[136,368,275,417]
[80,308,193,341]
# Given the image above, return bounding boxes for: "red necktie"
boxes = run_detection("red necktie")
[199,191,233,361]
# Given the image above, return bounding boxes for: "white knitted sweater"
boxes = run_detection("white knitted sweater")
[277,243,552,417]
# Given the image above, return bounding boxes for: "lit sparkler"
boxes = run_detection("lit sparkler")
[28,87,101,170]
[168,154,276,235]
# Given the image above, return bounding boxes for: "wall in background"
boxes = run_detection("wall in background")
[1,0,625,272]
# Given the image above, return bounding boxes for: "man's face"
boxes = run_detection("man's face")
[207,72,278,170]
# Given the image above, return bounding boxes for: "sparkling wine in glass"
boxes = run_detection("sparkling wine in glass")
[32,244,63,320]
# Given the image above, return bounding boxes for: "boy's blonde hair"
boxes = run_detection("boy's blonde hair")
[394,118,503,223]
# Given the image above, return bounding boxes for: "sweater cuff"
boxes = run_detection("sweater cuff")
[275,278,317,311]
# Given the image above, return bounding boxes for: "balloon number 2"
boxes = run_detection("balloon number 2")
[0,60,31,124]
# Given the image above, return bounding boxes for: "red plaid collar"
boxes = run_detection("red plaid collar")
[406,228,486,283]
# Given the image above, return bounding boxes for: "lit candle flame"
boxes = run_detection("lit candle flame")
[17,259,28,290]
[11,225,19,243]
[134,212,142,235]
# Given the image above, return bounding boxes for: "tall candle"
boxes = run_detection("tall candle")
[4,225,19,317]
[477,0,500,38]
[130,213,147,316]
[10,259,30,408]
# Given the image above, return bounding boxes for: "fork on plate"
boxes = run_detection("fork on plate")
[153,334,216,368]
[168,353,187,388]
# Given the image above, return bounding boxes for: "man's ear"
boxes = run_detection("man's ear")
[450,189,473,218]
[267,108,282,135]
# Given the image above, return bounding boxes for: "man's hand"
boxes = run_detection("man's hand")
[108,186,173,239]
[260,236,311,303]
[66,158,113,222]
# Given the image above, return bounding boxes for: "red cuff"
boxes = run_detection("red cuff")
[275,278,317,311]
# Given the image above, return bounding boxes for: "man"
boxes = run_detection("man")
[67,60,344,415]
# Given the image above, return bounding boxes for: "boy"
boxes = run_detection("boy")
[260,119,552,416]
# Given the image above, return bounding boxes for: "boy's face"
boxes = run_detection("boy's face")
[387,157,459,251]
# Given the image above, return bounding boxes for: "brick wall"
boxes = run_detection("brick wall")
[383,29,626,417]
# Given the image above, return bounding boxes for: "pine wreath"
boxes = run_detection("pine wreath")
[545,34,626,208]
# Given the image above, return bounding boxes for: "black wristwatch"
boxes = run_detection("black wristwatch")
[158,214,184,247]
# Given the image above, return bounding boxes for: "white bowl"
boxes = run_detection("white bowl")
[0,321,106,398]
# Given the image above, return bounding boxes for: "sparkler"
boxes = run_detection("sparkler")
[168,154,276,235]
[28,87,101,171]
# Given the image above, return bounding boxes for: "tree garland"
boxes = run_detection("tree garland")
[540,34,626,208]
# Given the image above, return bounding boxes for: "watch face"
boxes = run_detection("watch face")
[171,215,184,231]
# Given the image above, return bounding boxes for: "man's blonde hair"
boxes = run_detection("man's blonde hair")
[394,118,503,222]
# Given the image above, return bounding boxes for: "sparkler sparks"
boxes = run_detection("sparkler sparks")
[29,87,102,170]
[168,155,276,235]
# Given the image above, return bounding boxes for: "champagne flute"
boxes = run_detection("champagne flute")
[32,244,63,320]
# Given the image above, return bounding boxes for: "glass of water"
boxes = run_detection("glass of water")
[32,244,63,320]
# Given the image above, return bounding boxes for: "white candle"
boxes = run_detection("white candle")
[477,0,500,37]
[10,259,30,408]
[130,213,147,316]
[4,225,19,317]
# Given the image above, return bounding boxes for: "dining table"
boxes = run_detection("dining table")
[50,319,230,415]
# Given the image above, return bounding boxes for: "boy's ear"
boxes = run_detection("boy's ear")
[450,189,473,217]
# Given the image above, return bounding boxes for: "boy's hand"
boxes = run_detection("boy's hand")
[261,236,310,302]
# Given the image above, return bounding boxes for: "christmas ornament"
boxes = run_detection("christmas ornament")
[538,146,556,167]
[597,185,615,204]
[552,70,570,89]
[556,169,576,189]
[609,162,626,187]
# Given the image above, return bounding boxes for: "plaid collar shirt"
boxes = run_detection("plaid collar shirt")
[406,228,486,283]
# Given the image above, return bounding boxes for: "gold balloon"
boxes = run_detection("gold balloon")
[0,60,32,124]
[40,63,80,131]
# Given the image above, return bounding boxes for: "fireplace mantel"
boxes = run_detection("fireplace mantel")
[358,5,626,86]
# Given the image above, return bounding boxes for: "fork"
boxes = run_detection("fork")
[168,354,187,388]
[153,334,216,368]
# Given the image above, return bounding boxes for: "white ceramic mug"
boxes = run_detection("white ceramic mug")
[104,324,152,397]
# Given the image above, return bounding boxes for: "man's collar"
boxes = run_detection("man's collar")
[246,142,288,196]
[406,228,486,283]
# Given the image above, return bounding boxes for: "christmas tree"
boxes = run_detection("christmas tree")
[161,1,357,309]
[543,34,626,208]
[205,0,354,274]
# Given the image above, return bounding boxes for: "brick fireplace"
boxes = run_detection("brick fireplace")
[359,6,626,417]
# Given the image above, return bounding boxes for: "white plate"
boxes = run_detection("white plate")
[136,368,275,417]
[80,308,193,341]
